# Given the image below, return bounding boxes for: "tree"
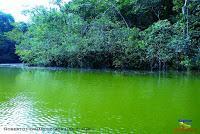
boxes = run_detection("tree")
[0,11,14,32]
[8,0,200,70]
[0,11,19,63]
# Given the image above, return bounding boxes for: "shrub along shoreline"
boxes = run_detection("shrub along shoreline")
[5,0,200,71]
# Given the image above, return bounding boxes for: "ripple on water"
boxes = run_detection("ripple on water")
[0,93,135,134]
[0,93,87,133]
[0,93,59,128]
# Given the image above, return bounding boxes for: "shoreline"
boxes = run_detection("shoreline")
[0,63,65,71]
[0,63,199,76]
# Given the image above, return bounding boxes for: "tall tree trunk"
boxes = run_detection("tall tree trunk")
[182,0,190,56]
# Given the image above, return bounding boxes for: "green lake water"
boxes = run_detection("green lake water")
[0,67,199,134]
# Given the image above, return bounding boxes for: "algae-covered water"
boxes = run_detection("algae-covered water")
[0,67,199,133]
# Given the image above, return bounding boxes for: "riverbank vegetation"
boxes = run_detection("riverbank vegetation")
[0,12,19,63]
[4,0,200,70]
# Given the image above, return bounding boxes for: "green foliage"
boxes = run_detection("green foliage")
[0,11,19,63]
[0,11,14,45]
[141,20,173,70]
[7,0,200,70]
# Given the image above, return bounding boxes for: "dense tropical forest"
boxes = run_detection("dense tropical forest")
[1,0,200,71]
[0,12,20,63]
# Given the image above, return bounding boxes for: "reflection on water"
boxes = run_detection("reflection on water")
[0,67,199,133]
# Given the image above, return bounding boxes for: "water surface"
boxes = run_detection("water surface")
[0,67,199,133]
